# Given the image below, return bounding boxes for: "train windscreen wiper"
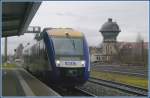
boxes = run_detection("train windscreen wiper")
[65,33,76,50]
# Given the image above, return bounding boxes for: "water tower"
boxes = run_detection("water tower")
[99,18,121,63]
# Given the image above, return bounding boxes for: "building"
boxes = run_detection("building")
[90,41,148,65]
[99,18,121,63]
[90,47,107,63]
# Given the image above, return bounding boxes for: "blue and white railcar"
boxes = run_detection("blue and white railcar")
[23,28,90,86]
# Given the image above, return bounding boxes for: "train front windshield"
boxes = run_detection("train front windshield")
[52,37,83,56]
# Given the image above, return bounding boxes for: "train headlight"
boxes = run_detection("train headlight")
[56,60,60,67]
[81,61,85,66]
[56,60,60,64]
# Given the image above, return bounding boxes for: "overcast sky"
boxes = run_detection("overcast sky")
[1,1,149,55]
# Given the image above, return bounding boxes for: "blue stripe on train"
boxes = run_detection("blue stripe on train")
[83,36,90,81]
[43,32,59,80]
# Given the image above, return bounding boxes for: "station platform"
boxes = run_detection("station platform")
[2,67,60,96]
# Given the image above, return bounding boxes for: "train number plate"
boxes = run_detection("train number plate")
[64,61,76,65]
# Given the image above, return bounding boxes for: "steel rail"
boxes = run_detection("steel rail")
[89,77,148,96]
[49,86,95,96]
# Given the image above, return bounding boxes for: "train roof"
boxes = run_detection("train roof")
[43,28,83,37]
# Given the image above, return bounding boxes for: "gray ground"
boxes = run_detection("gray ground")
[2,68,59,96]
[2,68,25,96]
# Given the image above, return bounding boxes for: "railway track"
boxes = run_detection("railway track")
[91,69,147,77]
[95,70,146,77]
[74,87,97,96]
[49,86,95,96]
[91,63,147,77]
[89,77,148,96]
[33,73,95,96]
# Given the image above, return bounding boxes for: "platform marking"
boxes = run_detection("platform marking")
[16,70,35,96]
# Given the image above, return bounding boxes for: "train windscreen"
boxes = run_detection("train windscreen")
[51,37,83,55]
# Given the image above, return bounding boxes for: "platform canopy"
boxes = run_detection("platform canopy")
[2,2,41,37]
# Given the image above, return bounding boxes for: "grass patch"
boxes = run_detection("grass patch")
[2,63,16,68]
[90,70,148,89]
